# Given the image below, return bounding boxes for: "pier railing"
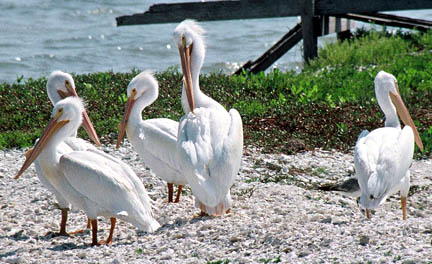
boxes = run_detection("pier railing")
[116,0,432,73]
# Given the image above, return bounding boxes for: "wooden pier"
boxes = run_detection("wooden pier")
[116,0,432,74]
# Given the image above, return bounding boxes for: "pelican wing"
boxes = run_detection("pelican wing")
[130,118,184,183]
[354,130,372,190]
[60,150,153,220]
[177,107,243,207]
[210,108,243,188]
[355,127,414,207]
[373,126,414,195]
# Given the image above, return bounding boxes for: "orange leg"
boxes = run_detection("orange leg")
[91,219,99,246]
[58,208,69,236]
[401,196,407,220]
[365,209,371,219]
[174,185,183,203]
[101,217,116,245]
[87,218,91,229]
[167,183,174,203]
[197,200,208,216]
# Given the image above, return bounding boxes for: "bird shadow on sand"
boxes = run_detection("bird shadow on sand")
[48,242,88,251]
[0,230,30,242]
[47,236,136,250]
[0,249,18,259]
[37,229,90,241]
[154,213,217,233]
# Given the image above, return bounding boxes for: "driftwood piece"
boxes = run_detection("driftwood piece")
[234,23,303,74]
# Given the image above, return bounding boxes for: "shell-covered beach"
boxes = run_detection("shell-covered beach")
[1,141,431,263]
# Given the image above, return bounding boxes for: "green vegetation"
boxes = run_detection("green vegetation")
[207,259,230,264]
[1,29,431,156]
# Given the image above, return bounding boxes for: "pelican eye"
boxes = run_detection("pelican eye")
[65,80,70,85]
[54,107,64,118]
[181,34,186,46]
[369,194,374,200]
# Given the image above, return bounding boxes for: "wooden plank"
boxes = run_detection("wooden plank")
[116,0,432,26]
[234,23,303,74]
[301,0,318,63]
[338,13,432,32]
[116,0,301,26]
[366,12,432,26]
[315,0,432,15]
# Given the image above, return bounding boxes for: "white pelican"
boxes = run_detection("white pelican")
[173,20,244,216]
[355,71,423,220]
[116,71,186,203]
[16,97,160,246]
[30,71,101,236]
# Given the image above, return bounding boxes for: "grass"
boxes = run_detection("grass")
[1,28,431,157]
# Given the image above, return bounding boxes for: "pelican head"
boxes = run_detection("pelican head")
[359,172,389,211]
[15,97,90,179]
[47,71,78,104]
[116,71,158,149]
[173,20,206,113]
[374,71,423,151]
[46,71,101,146]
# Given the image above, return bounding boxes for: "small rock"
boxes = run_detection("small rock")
[298,251,310,258]
[77,252,86,259]
[173,233,185,239]
[5,257,25,264]
[282,247,292,253]
[230,236,241,243]
[321,239,331,247]
[359,235,370,246]
[111,258,121,264]
[402,260,419,264]
[332,218,347,225]
[320,217,332,224]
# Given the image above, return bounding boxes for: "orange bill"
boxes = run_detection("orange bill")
[389,85,423,151]
[116,90,136,149]
[178,35,194,112]
[81,109,101,147]
[57,81,79,99]
[15,114,69,179]
[57,82,100,146]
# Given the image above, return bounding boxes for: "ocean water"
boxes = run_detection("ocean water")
[0,0,431,83]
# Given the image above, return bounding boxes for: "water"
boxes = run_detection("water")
[0,0,431,83]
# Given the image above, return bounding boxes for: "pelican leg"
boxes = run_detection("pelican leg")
[167,183,174,203]
[96,217,116,246]
[91,219,99,246]
[174,185,183,203]
[401,196,407,220]
[87,218,91,229]
[58,208,69,236]
[365,209,371,219]
[197,200,208,216]
[105,218,116,245]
